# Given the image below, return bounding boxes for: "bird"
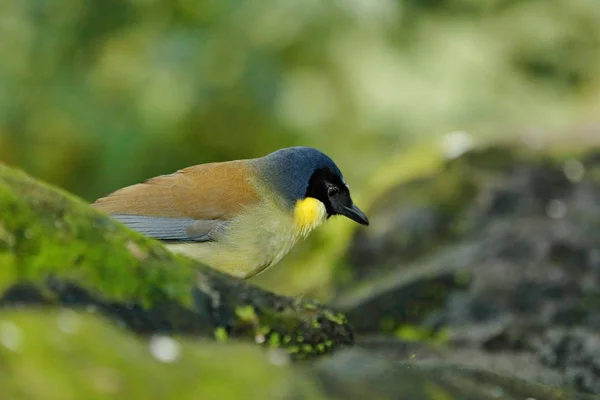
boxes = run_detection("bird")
[92,146,369,279]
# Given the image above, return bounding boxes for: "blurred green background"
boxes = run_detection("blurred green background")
[1,0,600,299]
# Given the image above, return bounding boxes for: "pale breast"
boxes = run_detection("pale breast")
[167,197,326,279]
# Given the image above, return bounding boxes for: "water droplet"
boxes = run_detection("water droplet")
[56,309,80,334]
[563,159,585,182]
[546,199,567,219]
[0,321,22,351]
[255,334,266,344]
[149,335,180,363]
[440,131,474,159]
[267,349,290,366]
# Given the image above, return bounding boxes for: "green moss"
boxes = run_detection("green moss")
[394,325,433,342]
[323,310,347,325]
[393,325,450,346]
[235,305,259,323]
[214,327,228,342]
[268,332,281,347]
[303,301,318,310]
[0,164,195,308]
[259,325,271,336]
[302,344,314,354]
[311,317,321,329]
[0,310,327,400]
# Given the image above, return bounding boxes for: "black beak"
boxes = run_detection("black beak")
[341,204,369,226]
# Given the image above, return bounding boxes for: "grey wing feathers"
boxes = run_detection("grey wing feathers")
[111,214,228,242]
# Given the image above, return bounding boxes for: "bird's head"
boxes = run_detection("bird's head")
[256,147,369,230]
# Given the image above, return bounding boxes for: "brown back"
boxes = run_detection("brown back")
[92,160,260,221]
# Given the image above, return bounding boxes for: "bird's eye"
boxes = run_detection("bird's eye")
[327,186,340,197]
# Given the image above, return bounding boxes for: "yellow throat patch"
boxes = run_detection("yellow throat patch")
[293,197,327,236]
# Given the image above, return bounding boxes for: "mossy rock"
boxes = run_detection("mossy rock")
[0,163,352,358]
[0,310,327,400]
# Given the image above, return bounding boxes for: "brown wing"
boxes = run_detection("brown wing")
[92,160,259,241]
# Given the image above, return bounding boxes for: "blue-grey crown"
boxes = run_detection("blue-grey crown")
[255,146,344,207]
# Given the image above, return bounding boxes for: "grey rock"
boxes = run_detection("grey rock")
[335,145,600,393]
